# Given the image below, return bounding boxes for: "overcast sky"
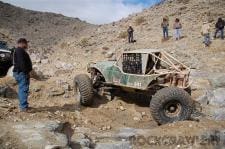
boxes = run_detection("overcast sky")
[2,0,159,24]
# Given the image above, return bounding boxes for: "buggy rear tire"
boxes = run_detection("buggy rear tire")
[74,74,94,106]
[150,87,193,125]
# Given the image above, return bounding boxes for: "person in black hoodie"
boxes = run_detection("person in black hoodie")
[13,38,32,112]
[127,26,134,43]
[214,18,224,39]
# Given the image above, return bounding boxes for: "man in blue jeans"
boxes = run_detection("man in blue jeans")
[13,38,32,112]
[161,17,169,39]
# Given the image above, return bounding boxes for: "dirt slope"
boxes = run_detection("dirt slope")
[0,1,96,49]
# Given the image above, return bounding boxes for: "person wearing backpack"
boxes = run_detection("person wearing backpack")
[214,18,224,39]
[173,18,182,40]
[161,17,169,39]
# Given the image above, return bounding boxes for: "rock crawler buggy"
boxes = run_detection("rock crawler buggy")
[74,49,193,125]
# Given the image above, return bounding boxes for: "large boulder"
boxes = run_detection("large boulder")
[208,74,225,88]
[211,108,225,121]
[197,88,225,107]
[210,88,225,107]
[0,85,16,98]
[197,88,225,120]
[12,121,69,149]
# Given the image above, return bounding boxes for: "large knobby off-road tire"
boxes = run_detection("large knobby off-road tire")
[150,87,193,125]
[74,74,94,106]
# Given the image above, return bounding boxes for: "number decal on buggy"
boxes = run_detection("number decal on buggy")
[134,82,142,87]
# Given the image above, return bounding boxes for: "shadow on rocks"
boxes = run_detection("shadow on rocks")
[32,104,77,113]
[114,91,150,107]
[0,85,17,99]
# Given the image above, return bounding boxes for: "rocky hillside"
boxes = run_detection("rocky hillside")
[1,0,224,77]
[0,1,95,49]
[59,0,225,76]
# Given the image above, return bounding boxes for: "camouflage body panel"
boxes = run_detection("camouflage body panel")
[88,61,115,82]
[88,61,160,90]
[88,49,191,91]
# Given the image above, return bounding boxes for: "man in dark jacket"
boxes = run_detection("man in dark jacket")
[214,18,224,39]
[127,26,134,43]
[13,38,32,112]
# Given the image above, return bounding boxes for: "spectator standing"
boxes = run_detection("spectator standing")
[214,18,224,39]
[161,17,169,39]
[127,26,134,43]
[201,21,211,47]
[173,18,182,40]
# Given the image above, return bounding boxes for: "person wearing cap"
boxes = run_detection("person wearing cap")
[201,21,211,47]
[13,38,32,112]
[127,26,134,43]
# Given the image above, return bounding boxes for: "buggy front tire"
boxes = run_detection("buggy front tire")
[74,74,94,106]
[150,87,193,125]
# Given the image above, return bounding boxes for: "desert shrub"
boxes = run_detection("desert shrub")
[102,46,109,50]
[60,42,68,49]
[135,16,146,26]
[177,0,190,4]
[79,38,89,47]
[118,31,128,39]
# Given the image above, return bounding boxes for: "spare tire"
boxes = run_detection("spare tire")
[150,87,193,125]
[74,74,94,106]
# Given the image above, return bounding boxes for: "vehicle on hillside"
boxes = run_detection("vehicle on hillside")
[0,41,13,77]
[74,49,193,125]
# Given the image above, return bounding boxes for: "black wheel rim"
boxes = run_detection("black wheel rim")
[164,100,182,118]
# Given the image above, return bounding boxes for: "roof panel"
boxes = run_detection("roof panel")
[123,49,163,54]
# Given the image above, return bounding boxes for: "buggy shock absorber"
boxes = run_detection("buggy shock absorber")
[172,75,177,86]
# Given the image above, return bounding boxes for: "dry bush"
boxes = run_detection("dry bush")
[135,16,146,26]
[60,42,68,49]
[177,0,190,4]
[102,46,109,50]
[118,31,128,39]
[79,38,89,47]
